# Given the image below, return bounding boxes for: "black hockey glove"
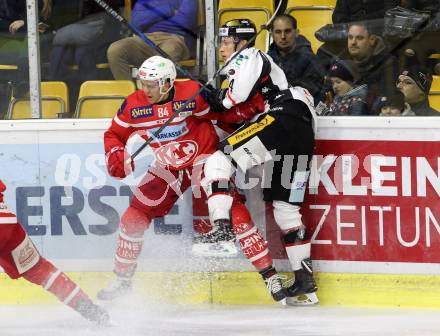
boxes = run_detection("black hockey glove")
[200,84,227,112]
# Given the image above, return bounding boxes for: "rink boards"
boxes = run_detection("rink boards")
[1,117,440,308]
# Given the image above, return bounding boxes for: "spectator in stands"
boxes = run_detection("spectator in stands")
[332,0,397,24]
[317,0,398,71]
[396,65,439,115]
[340,22,399,112]
[107,0,197,80]
[47,0,123,114]
[268,15,325,105]
[377,88,415,116]
[48,0,123,83]
[327,59,368,116]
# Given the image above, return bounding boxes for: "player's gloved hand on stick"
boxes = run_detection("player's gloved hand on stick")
[200,84,227,112]
[106,146,134,179]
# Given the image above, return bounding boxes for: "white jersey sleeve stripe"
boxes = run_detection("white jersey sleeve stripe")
[114,114,131,128]
[0,216,17,224]
[193,107,210,116]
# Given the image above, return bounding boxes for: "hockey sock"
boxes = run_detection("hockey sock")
[232,202,273,271]
[113,206,150,278]
[114,230,144,279]
[22,257,90,309]
[283,226,311,271]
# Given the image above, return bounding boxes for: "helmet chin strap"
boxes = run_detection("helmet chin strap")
[157,79,173,102]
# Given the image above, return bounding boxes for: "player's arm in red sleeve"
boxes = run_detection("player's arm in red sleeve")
[104,99,135,179]
[197,90,265,124]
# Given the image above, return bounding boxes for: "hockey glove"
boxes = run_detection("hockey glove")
[218,92,266,124]
[200,84,227,112]
[235,92,265,120]
[106,146,134,179]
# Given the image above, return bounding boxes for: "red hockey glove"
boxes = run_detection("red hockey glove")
[219,92,266,123]
[105,147,134,179]
[236,92,265,119]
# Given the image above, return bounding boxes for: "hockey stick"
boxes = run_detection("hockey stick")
[126,0,286,160]
[93,0,204,85]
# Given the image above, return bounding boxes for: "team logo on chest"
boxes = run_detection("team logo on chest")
[155,140,198,167]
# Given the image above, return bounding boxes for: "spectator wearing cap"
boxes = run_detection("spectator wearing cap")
[377,89,414,116]
[268,15,325,106]
[396,66,439,115]
[327,59,368,116]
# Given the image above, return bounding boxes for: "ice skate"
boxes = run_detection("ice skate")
[97,277,132,301]
[284,258,319,306]
[75,299,110,326]
[260,267,287,304]
[191,219,238,257]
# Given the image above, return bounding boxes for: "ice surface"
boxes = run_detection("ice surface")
[1,297,440,336]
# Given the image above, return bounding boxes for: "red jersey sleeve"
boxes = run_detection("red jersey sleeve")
[208,92,266,124]
[104,98,134,154]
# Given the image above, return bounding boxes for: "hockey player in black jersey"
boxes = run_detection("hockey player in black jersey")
[202,18,319,305]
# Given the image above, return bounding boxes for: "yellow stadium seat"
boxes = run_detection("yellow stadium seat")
[429,75,440,111]
[74,80,136,118]
[286,0,335,53]
[431,75,440,91]
[7,81,69,119]
[218,0,274,52]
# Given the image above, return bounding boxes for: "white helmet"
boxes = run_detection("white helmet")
[138,56,177,95]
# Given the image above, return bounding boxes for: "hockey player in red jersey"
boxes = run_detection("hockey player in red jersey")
[0,179,109,324]
[98,55,287,303]
[202,19,319,305]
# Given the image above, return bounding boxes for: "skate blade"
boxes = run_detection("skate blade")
[191,242,238,258]
[286,292,319,306]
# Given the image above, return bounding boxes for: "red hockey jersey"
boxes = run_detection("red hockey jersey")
[104,80,219,170]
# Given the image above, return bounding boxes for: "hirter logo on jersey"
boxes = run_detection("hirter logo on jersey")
[155,140,199,167]
[130,105,154,119]
[173,100,196,113]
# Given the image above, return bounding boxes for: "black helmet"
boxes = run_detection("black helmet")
[220,19,256,47]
